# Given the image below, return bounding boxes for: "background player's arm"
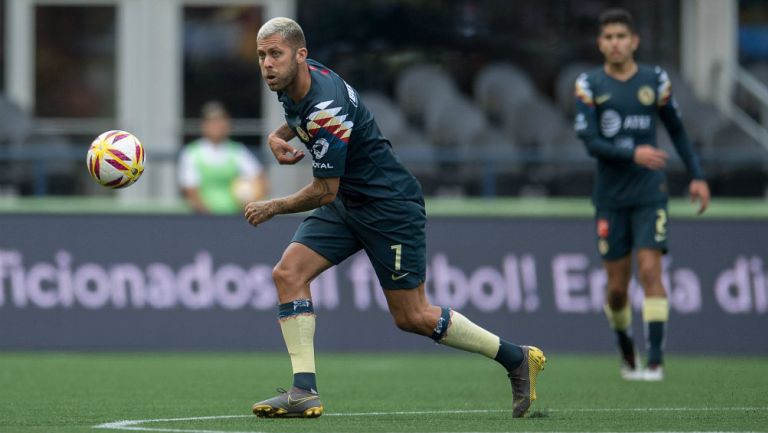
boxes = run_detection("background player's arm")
[656,82,704,180]
[575,75,666,169]
[574,76,634,162]
[244,176,339,227]
[656,69,710,213]
[268,123,305,164]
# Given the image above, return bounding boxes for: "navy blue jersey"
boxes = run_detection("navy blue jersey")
[574,64,704,208]
[278,59,422,204]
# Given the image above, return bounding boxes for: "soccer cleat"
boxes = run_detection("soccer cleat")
[507,345,546,418]
[620,353,644,381]
[252,387,323,418]
[642,364,664,381]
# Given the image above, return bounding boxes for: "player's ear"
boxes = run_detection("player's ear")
[295,47,308,63]
[630,33,639,51]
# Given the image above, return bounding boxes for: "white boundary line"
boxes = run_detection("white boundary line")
[94,407,768,433]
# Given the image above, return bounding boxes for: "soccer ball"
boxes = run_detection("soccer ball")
[86,130,145,188]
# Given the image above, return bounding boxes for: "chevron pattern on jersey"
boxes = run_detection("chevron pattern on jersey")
[306,100,354,144]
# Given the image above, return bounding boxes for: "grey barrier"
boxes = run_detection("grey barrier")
[0,214,766,353]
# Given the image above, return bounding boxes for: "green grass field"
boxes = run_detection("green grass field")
[1,352,767,433]
[2,197,768,218]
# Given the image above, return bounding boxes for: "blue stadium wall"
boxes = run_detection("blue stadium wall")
[0,214,766,353]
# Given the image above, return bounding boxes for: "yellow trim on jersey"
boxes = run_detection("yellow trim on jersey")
[575,74,594,106]
[657,72,673,106]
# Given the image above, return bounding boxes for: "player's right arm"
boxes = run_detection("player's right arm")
[574,73,667,169]
[574,73,633,161]
[268,123,305,164]
[244,176,339,227]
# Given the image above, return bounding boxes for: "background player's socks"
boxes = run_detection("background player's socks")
[433,308,523,371]
[643,297,669,367]
[604,302,632,330]
[604,302,636,367]
[278,299,318,393]
[616,330,637,368]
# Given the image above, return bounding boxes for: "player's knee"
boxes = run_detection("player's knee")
[272,263,301,289]
[391,310,427,335]
[637,263,661,288]
[606,289,628,310]
[392,313,416,333]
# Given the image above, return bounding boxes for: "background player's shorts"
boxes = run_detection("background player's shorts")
[595,201,669,260]
[292,197,426,289]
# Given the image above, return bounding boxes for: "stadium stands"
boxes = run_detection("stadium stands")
[378,59,768,197]
[0,94,76,195]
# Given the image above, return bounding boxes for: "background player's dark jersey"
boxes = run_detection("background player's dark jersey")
[574,64,704,208]
[278,59,422,204]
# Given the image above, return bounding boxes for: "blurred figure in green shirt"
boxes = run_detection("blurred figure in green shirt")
[178,101,269,214]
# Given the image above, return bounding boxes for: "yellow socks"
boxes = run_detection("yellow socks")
[642,297,669,322]
[438,309,501,359]
[278,299,317,391]
[604,302,632,331]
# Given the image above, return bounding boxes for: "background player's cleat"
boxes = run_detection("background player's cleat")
[252,387,323,418]
[508,345,546,418]
[642,364,664,381]
[620,353,644,381]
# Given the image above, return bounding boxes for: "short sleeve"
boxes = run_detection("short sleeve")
[178,147,200,188]
[305,99,353,177]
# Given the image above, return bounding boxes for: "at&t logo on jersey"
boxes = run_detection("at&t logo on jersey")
[600,110,622,137]
[622,115,651,131]
[311,138,335,169]
[600,110,652,137]
[312,138,330,159]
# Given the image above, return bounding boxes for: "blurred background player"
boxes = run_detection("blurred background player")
[574,8,711,381]
[245,17,545,418]
[178,101,269,214]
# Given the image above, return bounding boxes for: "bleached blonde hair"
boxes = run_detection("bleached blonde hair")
[257,17,306,50]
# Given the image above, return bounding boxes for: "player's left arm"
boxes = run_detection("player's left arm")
[656,68,710,214]
[244,176,339,227]
[268,123,305,165]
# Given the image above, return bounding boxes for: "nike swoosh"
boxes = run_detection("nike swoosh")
[287,395,319,407]
[595,94,611,104]
[391,272,410,281]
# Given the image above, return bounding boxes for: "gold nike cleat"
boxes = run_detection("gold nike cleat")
[252,387,323,418]
[508,345,546,418]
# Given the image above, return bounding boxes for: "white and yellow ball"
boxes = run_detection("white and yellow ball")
[86,130,145,188]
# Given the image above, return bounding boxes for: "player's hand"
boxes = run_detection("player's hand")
[268,134,305,165]
[689,179,710,215]
[633,145,668,170]
[244,200,277,227]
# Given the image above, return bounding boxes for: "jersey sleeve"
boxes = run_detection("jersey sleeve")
[235,143,263,178]
[177,146,200,188]
[305,98,353,178]
[655,67,705,180]
[574,73,634,161]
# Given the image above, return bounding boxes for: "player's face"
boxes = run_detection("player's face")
[257,35,305,92]
[598,23,638,65]
[202,115,230,144]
